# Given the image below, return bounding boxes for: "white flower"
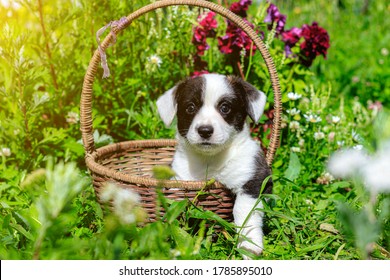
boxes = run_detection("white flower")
[100,183,144,224]
[362,145,390,193]
[287,92,302,101]
[145,54,163,73]
[113,188,142,224]
[304,113,322,123]
[381,48,389,56]
[328,148,369,179]
[314,131,325,140]
[147,54,162,67]
[291,147,301,153]
[353,144,364,150]
[287,108,301,116]
[298,138,305,147]
[289,121,300,131]
[332,116,341,124]
[329,142,390,194]
[337,141,345,147]
[0,148,11,157]
[305,199,314,205]
[66,111,79,124]
[316,172,335,185]
[100,183,118,202]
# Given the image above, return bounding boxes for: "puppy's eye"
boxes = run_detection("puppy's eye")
[219,102,231,114]
[186,103,196,114]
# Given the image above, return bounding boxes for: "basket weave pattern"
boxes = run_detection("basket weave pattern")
[81,0,282,223]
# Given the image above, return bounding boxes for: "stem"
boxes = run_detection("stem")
[286,63,297,89]
[244,43,254,80]
[18,76,31,150]
[33,224,49,260]
[208,46,213,71]
[236,61,245,80]
[37,0,59,92]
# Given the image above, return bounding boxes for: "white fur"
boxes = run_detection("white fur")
[250,89,267,122]
[173,126,265,257]
[157,74,267,258]
[156,87,177,127]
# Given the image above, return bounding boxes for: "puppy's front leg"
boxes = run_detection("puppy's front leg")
[233,193,264,259]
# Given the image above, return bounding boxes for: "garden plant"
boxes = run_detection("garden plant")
[0,0,389,260]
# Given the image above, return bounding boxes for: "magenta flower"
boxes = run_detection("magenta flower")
[192,70,210,77]
[299,22,330,66]
[191,11,218,74]
[282,27,302,56]
[218,19,257,59]
[264,3,286,35]
[217,1,257,60]
[199,11,218,32]
[193,54,208,70]
[229,0,252,18]
[192,11,218,56]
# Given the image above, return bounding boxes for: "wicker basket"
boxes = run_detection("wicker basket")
[80,0,282,223]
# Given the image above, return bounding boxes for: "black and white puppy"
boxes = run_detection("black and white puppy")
[157,73,272,257]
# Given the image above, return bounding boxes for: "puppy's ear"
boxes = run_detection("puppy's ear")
[247,89,266,122]
[157,86,177,127]
[227,76,267,122]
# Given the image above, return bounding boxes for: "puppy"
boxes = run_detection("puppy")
[156,74,272,258]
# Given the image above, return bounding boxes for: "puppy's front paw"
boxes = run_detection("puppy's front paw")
[237,237,263,260]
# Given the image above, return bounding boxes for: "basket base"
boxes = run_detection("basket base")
[87,140,236,223]
[93,174,235,223]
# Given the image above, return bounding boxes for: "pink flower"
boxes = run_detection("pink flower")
[368,101,383,111]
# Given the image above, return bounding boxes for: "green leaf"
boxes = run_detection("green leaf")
[315,200,329,211]
[9,223,34,240]
[170,225,194,255]
[284,152,301,181]
[330,181,351,190]
[188,207,235,231]
[164,200,188,224]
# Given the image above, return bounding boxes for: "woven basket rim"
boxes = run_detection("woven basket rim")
[86,139,225,190]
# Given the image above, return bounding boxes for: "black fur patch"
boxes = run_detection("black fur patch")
[242,152,273,198]
[226,76,261,122]
[174,76,205,137]
[216,93,247,131]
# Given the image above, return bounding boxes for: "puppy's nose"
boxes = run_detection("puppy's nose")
[198,125,214,139]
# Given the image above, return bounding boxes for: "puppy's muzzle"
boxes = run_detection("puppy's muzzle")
[197,125,214,139]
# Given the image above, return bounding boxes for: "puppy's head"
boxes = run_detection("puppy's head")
[157,74,266,154]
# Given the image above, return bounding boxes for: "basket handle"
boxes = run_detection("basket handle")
[80,0,282,166]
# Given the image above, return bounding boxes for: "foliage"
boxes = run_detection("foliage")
[0,0,389,260]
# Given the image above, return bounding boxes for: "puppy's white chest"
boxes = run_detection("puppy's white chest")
[172,136,258,193]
